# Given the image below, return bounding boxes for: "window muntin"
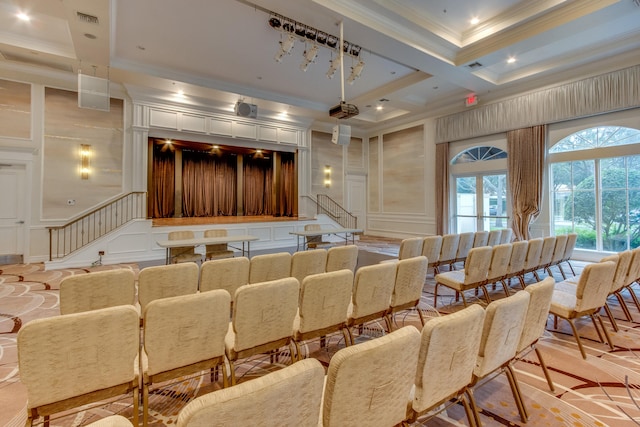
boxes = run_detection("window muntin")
[452,146,507,164]
[550,126,640,153]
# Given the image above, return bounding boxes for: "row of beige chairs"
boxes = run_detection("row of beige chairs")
[434,234,578,307]
[59,245,360,318]
[175,278,556,427]
[27,255,426,427]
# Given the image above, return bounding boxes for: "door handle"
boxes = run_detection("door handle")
[16,220,24,224]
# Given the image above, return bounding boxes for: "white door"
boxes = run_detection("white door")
[346,174,366,231]
[0,166,26,256]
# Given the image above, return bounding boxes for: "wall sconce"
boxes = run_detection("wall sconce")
[324,165,332,188]
[80,144,91,180]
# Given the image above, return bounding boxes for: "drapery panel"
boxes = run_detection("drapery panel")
[182,151,237,217]
[278,156,295,217]
[243,157,273,216]
[507,125,546,240]
[152,145,175,218]
[435,143,449,235]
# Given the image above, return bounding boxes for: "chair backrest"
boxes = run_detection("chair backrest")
[438,234,460,263]
[290,249,328,284]
[249,252,292,283]
[473,231,489,248]
[608,250,632,293]
[230,277,299,353]
[168,230,200,263]
[517,277,555,353]
[486,243,513,282]
[143,290,230,377]
[323,326,421,427]
[500,228,514,244]
[412,304,485,414]
[523,238,544,270]
[421,235,442,267]
[487,229,502,246]
[550,234,568,264]
[350,262,397,321]
[624,247,640,287]
[138,262,200,313]
[575,260,617,312]
[199,256,250,299]
[203,229,232,257]
[538,236,556,267]
[399,237,424,260]
[563,233,578,261]
[455,232,475,260]
[326,245,358,273]
[462,246,493,285]
[304,223,328,248]
[507,240,529,276]
[296,269,353,336]
[474,291,530,378]
[390,256,428,308]
[59,269,135,315]
[18,305,139,410]
[177,358,325,427]
[204,228,227,238]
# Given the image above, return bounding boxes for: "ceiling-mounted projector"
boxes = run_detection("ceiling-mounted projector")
[329,101,359,119]
[235,101,257,118]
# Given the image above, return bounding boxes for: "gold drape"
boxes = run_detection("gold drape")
[243,156,273,215]
[435,142,449,235]
[182,151,237,217]
[152,145,175,218]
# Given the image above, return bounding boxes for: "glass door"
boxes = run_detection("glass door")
[454,173,508,233]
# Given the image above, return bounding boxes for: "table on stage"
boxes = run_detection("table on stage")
[289,228,363,251]
[156,234,259,264]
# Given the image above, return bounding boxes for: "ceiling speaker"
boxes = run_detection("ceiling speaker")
[78,74,110,111]
[332,124,351,145]
[235,102,257,118]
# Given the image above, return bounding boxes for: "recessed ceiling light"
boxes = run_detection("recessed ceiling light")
[470,17,479,25]
[16,12,30,22]
[376,105,383,111]
[507,57,516,64]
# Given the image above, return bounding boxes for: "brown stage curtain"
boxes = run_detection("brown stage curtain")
[507,125,547,240]
[435,142,449,235]
[278,156,295,216]
[152,145,175,218]
[243,156,273,215]
[182,151,237,217]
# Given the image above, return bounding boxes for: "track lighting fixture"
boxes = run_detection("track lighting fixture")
[300,44,318,72]
[275,34,296,63]
[326,55,341,79]
[346,59,365,85]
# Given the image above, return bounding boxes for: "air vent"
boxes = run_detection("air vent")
[467,62,483,69]
[76,11,99,24]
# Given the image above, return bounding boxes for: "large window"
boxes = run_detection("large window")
[550,126,640,251]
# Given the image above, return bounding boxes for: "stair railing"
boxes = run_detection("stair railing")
[48,192,147,261]
[316,194,358,229]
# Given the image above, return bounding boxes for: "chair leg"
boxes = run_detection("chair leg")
[465,388,482,427]
[384,313,394,332]
[341,327,351,346]
[288,341,297,364]
[615,291,633,321]
[221,361,229,388]
[558,263,568,280]
[461,393,479,427]
[505,364,528,422]
[533,270,541,281]
[133,385,140,427]
[480,286,491,304]
[595,313,615,351]
[459,289,470,307]
[500,280,510,297]
[44,415,49,427]
[589,314,605,343]
[534,345,555,393]
[142,384,149,427]
[603,303,619,332]
[229,359,237,385]
[434,282,440,308]
[566,260,577,276]
[294,341,303,362]
[627,284,640,311]
[565,318,588,359]
[518,275,527,290]
[417,307,426,326]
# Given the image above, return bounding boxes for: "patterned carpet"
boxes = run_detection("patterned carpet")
[2,240,640,426]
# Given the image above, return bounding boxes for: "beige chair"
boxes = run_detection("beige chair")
[225,277,300,384]
[506,240,529,289]
[500,228,513,244]
[546,234,568,278]
[203,228,234,260]
[248,252,292,283]
[142,291,231,426]
[304,223,332,249]
[558,232,578,277]
[434,246,493,307]
[18,306,140,427]
[168,230,202,264]
[468,291,531,425]
[620,247,640,317]
[484,243,513,299]
[290,249,327,285]
[473,231,489,248]
[199,256,250,304]
[398,236,424,260]
[138,262,200,319]
[549,260,617,359]
[453,231,475,267]
[522,237,544,282]
[293,269,353,360]
[85,415,133,427]
[435,233,460,273]
[487,229,502,246]
[385,255,429,330]
[59,268,136,315]
[408,304,485,426]
[322,326,421,427]
[176,358,324,427]
[534,236,556,280]
[421,235,442,275]
[516,277,556,392]
[346,262,397,344]
[325,244,358,273]
[602,251,632,332]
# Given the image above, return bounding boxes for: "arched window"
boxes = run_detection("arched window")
[549,126,640,251]
[452,146,507,164]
